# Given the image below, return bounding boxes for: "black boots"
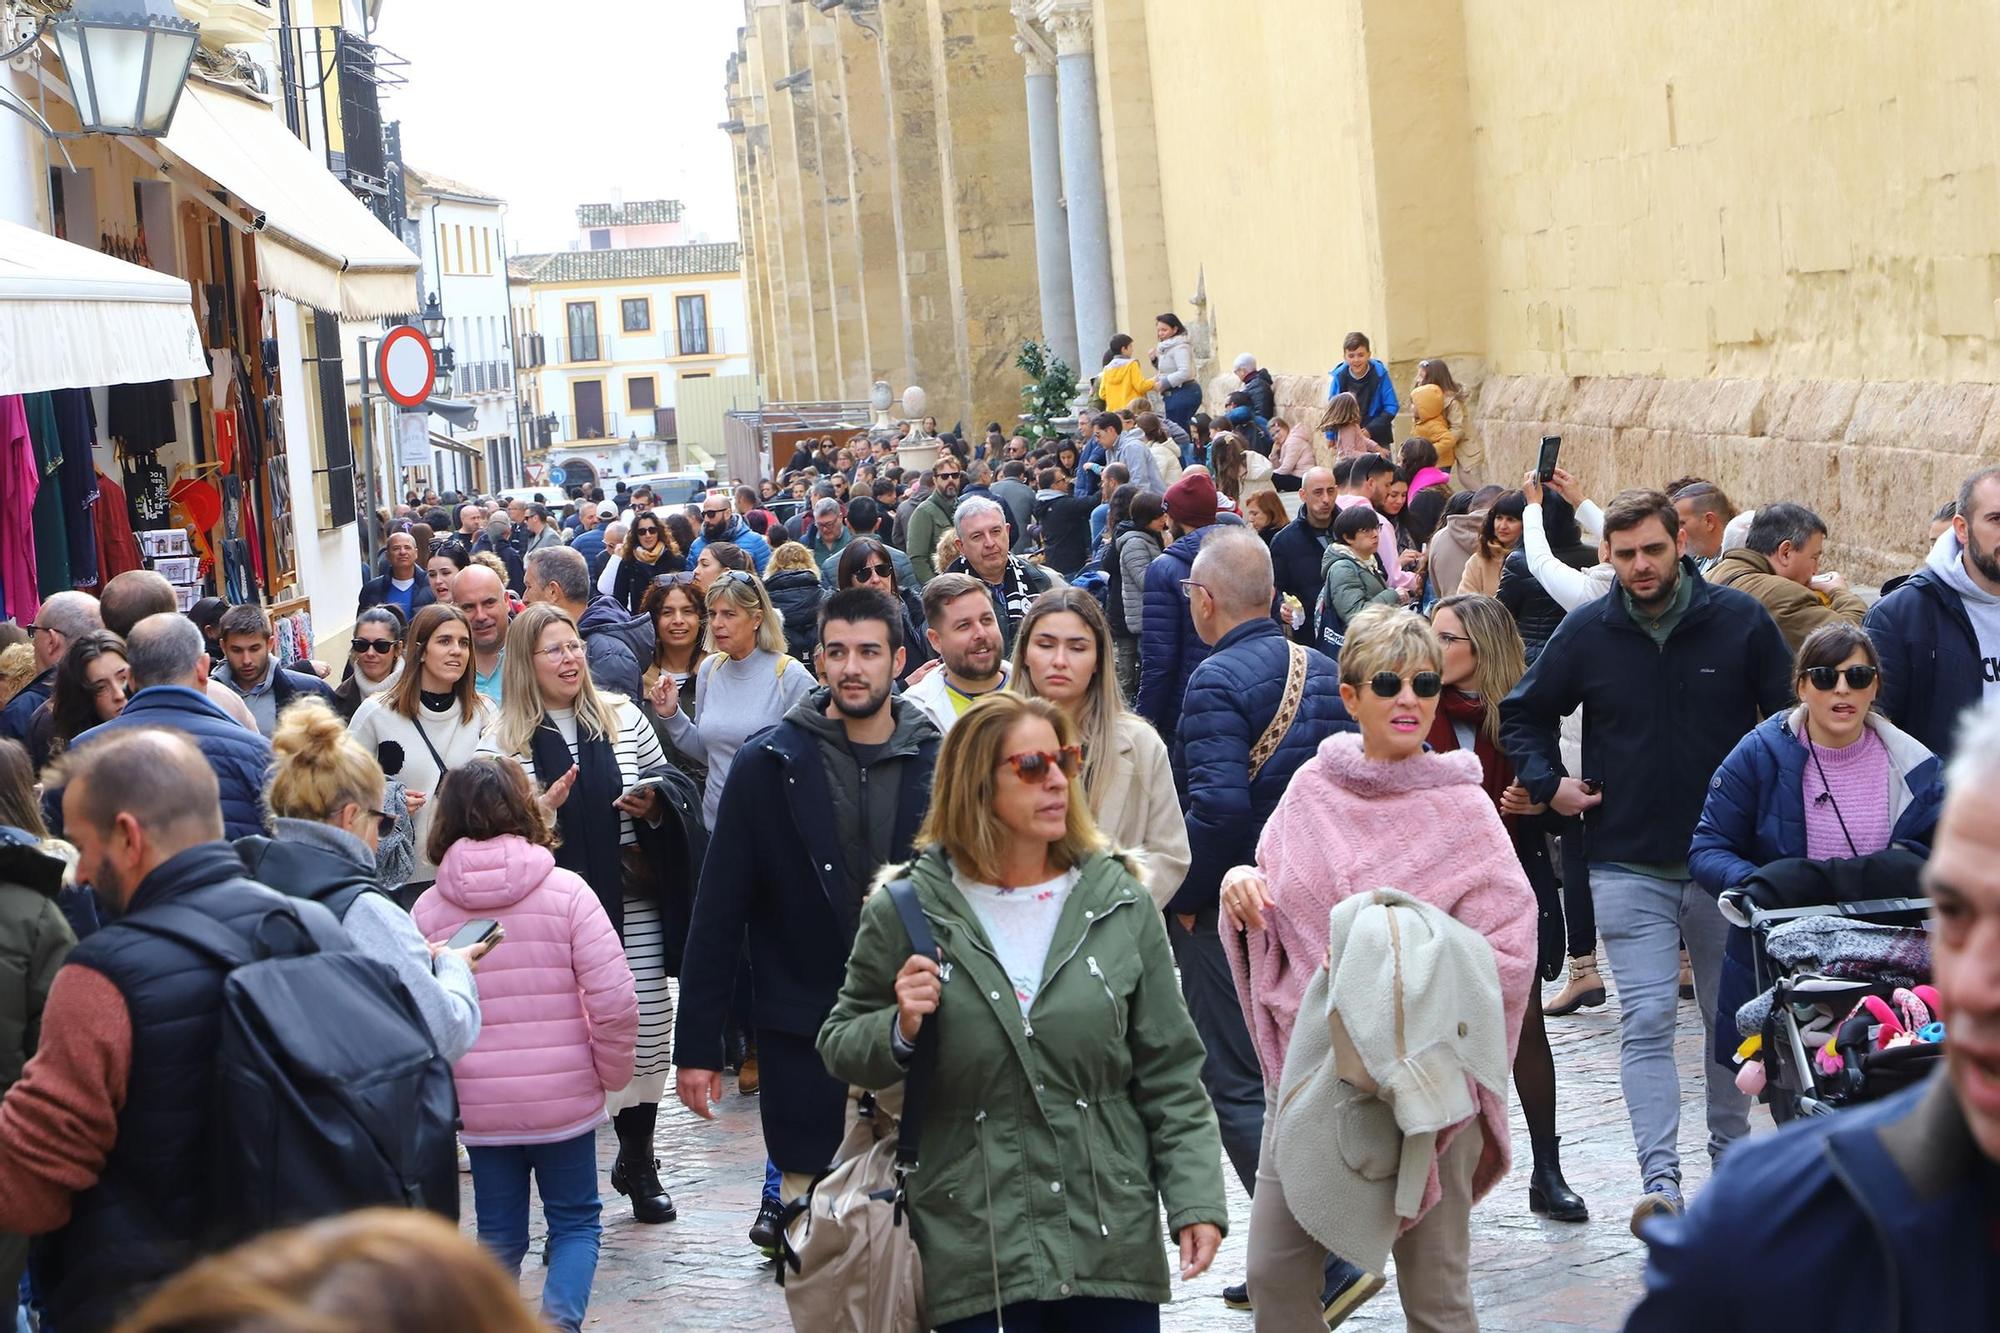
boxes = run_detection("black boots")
[1527,1133,1588,1222]
[610,1103,677,1224]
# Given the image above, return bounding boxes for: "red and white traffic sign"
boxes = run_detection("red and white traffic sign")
[377,324,436,408]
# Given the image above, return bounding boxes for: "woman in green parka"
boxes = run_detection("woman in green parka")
[818,692,1226,1332]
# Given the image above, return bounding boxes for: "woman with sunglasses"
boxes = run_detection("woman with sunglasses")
[640,574,708,781]
[348,604,496,892]
[834,536,934,682]
[1429,594,1589,1223]
[239,699,483,1063]
[653,570,814,828]
[1219,605,1535,1327]
[819,692,1226,1331]
[483,603,681,1227]
[333,606,405,722]
[612,511,684,615]
[1690,622,1944,1074]
[41,629,130,759]
[1008,589,1188,908]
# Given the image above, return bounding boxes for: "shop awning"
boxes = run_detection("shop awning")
[154,82,419,320]
[426,396,478,429]
[430,432,484,459]
[0,218,210,395]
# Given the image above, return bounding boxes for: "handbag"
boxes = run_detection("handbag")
[1248,642,1309,782]
[780,879,937,1332]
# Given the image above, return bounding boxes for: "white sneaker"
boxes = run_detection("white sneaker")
[457,1139,472,1173]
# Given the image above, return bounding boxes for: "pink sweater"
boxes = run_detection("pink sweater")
[414,836,638,1146]
[1222,732,1537,1221]
[1801,726,1893,860]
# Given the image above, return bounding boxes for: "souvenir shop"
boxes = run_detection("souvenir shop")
[1,67,422,657]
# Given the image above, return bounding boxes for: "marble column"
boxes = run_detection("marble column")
[1041,0,1114,379]
[1015,12,1077,373]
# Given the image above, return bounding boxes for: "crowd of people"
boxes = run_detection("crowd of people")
[0,325,1997,1333]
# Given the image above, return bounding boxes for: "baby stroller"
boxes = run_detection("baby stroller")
[1718,848,1944,1124]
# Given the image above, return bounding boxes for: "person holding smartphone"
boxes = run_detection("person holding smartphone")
[413,756,637,1333]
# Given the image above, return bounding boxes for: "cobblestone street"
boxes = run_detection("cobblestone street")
[460,973,1765,1331]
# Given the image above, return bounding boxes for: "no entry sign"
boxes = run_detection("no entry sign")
[377,325,436,408]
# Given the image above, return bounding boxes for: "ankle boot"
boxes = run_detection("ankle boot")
[1544,951,1606,1016]
[1527,1134,1589,1222]
[610,1104,677,1224]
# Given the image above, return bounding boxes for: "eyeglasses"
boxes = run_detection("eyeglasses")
[853,562,895,583]
[700,508,730,519]
[1178,579,1209,600]
[1362,670,1443,699]
[999,746,1082,783]
[351,637,398,655]
[933,469,963,480]
[375,812,400,838]
[634,526,661,538]
[1802,664,1878,692]
[1434,631,1473,649]
[536,640,587,663]
[711,570,756,592]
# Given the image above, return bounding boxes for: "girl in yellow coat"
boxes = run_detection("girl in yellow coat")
[1098,333,1156,412]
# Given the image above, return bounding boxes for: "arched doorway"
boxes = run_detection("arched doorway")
[557,456,598,492]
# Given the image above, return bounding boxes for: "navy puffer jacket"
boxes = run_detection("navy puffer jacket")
[1863,567,1984,761]
[1137,526,1219,739]
[65,687,273,840]
[1172,618,1354,914]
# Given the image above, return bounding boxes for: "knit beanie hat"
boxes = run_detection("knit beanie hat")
[1165,472,1218,529]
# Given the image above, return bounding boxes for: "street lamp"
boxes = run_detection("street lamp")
[419,292,446,340]
[49,0,200,138]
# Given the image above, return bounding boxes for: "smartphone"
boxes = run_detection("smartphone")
[445,919,504,950]
[1536,435,1562,482]
[1579,777,1604,796]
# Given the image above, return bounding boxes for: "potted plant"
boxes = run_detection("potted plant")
[1017,340,1079,444]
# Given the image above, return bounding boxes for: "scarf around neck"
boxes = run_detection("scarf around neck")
[529,714,627,937]
[1427,687,1511,809]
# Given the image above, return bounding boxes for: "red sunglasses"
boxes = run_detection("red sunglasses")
[999,746,1082,783]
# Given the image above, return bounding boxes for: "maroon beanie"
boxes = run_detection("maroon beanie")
[1165,471,1219,529]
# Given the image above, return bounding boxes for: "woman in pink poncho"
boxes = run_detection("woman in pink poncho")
[1219,605,1536,1330]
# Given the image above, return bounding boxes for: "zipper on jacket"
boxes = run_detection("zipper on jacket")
[1086,956,1125,1039]
[975,1110,1005,1322]
[1042,895,1135,1001]
[1075,1097,1110,1238]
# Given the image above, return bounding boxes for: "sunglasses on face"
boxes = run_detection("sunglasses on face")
[635,526,661,538]
[853,562,895,582]
[701,508,729,519]
[1361,670,1443,699]
[1000,746,1082,783]
[1802,664,1878,692]
[351,637,398,655]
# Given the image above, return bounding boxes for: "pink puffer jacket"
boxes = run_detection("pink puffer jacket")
[414,835,637,1146]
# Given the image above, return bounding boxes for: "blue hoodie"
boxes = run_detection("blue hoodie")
[1327,356,1400,424]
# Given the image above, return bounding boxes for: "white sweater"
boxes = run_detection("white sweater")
[348,691,497,882]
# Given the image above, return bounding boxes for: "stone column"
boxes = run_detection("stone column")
[1015,9,1077,372]
[1042,0,1114,379]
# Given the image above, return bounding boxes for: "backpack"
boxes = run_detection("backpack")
[123,897,459,1243]
[1314,582,1348,660]
[779,879,936,1331]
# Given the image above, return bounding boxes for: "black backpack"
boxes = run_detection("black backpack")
[123,899,459,1242]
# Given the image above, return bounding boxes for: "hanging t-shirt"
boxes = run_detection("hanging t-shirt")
[107,381,177,455]
[0,397,41,622]
[23,394,70,599]
[50,390,99,591]
[126,458,170,530]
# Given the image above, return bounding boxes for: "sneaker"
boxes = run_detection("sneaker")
[1221,1280,1252,1310]
[1322,1261,1385,1328]
[1629,1181,1685,1238]
[748,1196,785,1251]
[456,1139,471,1173]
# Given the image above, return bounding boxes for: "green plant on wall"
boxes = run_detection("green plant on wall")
[1016,340,1079,443]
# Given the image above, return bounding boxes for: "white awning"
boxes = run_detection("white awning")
[0,218,210,395]
[153,82,419,320]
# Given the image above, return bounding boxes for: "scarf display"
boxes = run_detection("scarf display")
[529,715,627,938]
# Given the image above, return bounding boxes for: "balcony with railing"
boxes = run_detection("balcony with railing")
[514,333,547,371]
[451,360,512,396]
[548,411,630,443]
[546,327,736,366]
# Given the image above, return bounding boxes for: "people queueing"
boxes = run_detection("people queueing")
[482,604,679,1227]
[819,691,1227,1331]
[675,587,941,1249]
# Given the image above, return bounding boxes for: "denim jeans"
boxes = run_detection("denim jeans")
[1590,865,1749,1188]
[468,1129,603,1333]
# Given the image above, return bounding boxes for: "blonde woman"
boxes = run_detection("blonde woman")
[1009,587,1189,907]
[240,699,481,1063]
[479,603,678,1227]
[347,604,496,891]
[652,570,814,828]
[818,693,1226,1330]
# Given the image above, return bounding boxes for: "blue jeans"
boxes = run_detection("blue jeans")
[1163,383,1202,433]
[1590,865,1749,1189]
[467,1130,603,1333]
[936,1295,1159,1333]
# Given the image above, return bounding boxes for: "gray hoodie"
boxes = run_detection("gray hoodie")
[1928,528,2000,688]
[786,688,940,924]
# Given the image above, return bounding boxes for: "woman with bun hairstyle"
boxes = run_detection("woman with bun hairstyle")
[238,699,483,1062]
[348,604,497,892]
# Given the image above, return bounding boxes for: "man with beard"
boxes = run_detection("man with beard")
[451,565,511,703]
[1865,465,2000,760]
[1502,489,1792,1234]
[674,587,941,1248]
[904,457,963,584]
[687,489,773,575]
[904,572,1011,734]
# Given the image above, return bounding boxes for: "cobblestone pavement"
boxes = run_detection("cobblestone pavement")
[462,973,1766,1331]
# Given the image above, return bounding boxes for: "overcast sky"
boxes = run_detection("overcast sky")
[371,1,743,255]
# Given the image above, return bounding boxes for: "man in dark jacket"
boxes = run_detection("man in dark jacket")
[1232,353,1277,423]
[1501,490,1792,1232]
[1268,467,1339,648]
[947,495,1060,652]
[523,545,653,701]
[0,827,72,1329]
[1629,703,2000,1329]
[904,461,961,583]
[355,530,437,623]
[471,515,526,594]
[1864,465,2000,760]
[674,589,940,1248]
[0,593,101,762]
[0,728,346,1332]
[1139,472,1226,742]
[67,614,274,841]
[210,603,336,739]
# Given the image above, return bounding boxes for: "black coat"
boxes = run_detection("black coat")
[1268,512,1336,648]
[1496,544,1595,662]
[355,572,437,623]
[1864,567,1988,761]
[765,569,826,664]
[1499,562,1794,865]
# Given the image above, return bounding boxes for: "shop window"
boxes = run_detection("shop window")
[302,308,356,530]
